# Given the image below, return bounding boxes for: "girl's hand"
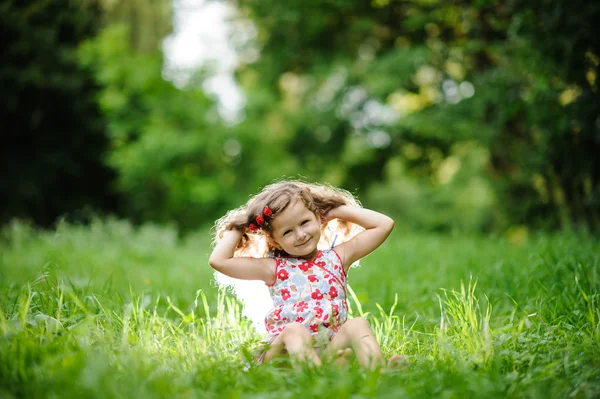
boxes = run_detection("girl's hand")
[322,205,348,224]
[328,206,394,270]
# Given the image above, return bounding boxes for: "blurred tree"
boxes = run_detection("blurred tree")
[97,0,172,52]
[6,0,596,232]
[485,0,600,229]
[226,0,600,231]
[0,1,118,227]
[78,26,250,229]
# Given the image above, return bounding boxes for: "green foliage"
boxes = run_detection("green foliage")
[227,0,600,231]
[97,0,173,53]
[79,26,241,229]
[77,25,324,230]
[0,0,118,227]
[1,221,599,397]
[2,0,599,232]
[365,141,495,232]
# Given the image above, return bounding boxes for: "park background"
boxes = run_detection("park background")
[1,0,599,398]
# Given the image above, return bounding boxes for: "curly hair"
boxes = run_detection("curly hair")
[212,179,364,258]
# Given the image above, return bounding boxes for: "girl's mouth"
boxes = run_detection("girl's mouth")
[296,237,312,247]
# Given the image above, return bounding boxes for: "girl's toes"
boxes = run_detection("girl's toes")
[339,348,352,358]
[334,348,353,367]
[387,354,408,369]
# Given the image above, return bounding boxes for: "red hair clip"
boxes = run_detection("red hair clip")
[250,206,272,232]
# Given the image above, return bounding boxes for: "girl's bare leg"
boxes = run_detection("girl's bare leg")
[326,317,385,369]
[327,317,407,369]
[262,323,322,367]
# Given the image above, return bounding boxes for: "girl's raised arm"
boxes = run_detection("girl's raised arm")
[209,230,276,284]
[326,205,394,270]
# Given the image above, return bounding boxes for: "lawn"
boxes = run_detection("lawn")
[0,218,598,398]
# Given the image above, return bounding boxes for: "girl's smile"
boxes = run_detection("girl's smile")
[296,237,311,246]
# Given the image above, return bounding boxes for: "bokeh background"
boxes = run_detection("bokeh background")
[2,0,599,234]
[2,3,600,397]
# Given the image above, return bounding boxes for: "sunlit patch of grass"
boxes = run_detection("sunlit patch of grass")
[436,278,493,366]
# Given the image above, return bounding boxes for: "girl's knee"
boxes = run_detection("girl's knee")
[282,322,310,337]
[344,317,371,331]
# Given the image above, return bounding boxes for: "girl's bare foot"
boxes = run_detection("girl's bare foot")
[333,348,353,367]
[387,354,408,369]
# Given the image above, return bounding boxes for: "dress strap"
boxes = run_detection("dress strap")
[330,234,338,249]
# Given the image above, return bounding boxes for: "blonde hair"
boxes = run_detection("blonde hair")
[212,179,364,258]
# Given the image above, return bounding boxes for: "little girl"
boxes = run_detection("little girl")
[209,180,404,369]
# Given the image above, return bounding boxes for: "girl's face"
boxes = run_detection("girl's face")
[270,199,321,259]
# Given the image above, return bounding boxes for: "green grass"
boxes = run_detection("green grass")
[0,218,599,398]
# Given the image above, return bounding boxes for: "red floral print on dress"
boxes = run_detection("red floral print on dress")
[298,261,312,272]
[277,269,289,281]
[311,289,324,300]
[323,273,336,285]
[314,307,323,319]
[329,286,338,299]
[294,301,308,312]
[264,249,349,341]
[332,304,339,316]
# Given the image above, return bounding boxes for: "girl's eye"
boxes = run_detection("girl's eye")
[283,230,292,236]
[301,220,309,225]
